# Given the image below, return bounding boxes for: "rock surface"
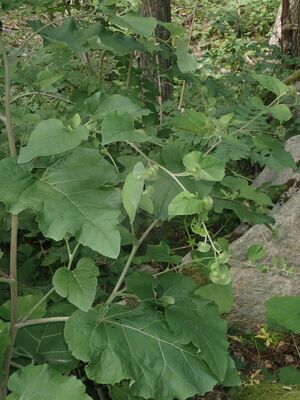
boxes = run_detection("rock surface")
[228,136,300,328]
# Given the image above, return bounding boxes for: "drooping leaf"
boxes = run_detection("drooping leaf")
[125,271,157,300]
[151,170,213,221]
[111,13,157,38]
[0,149,121,258]
[158,274,230,381]
[15,322,77,372]
[183,152,225,182]
[65,303,219,400]
[30,19,104,52]
[195,283,233,314]
[168,191,209,217]
[133,241,182,265]
[160,21,185,36]
[176,40,199,74]
[266,296,300,333]
[0,294,46,321]
[252,74,289,97]
[101,112,150,145]
[53,258,99,312]
[91,31,144,55]
[37,70,63,88]
[252,134,296,171]
[96,95,150,118]
[18,119,89,163]
[213,197,275,226]
[7,364,92,400]
[172,110,208,135]
[269,104,292,122]
[122,162,146,224]
[215,136,252,162]
[221,176,272,206]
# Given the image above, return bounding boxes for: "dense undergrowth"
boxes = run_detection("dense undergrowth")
[0,0,300,399]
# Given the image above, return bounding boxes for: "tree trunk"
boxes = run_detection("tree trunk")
[140,0,172,100]
[269,4,282,46]
[281,0,300,57]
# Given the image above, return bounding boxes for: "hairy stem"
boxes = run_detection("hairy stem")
[106,219,159,304]
[0,39,19,400]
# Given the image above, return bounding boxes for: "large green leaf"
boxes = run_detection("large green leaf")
[15,322,76,372]
[65,304,218,400]
[122,162,146,224]
[101,112,150,145]
[7,364,92,400]
[53,258,99,312]
[266,296,300,333]
[0,149,121,258]
[159,275,229,382]
[18,119,89,163]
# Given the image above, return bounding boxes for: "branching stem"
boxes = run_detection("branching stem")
[106,219,159,304]
[126,141,187,192]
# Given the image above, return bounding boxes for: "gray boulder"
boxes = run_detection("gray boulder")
[228,135,300,328]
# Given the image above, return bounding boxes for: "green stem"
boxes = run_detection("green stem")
[66,241,80,270]
[15,317,69,329]
[20,287,55,323]
[0,38,19,400]
[106,219,159,304]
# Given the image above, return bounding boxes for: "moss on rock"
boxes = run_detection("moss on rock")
[233,384,300,400]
